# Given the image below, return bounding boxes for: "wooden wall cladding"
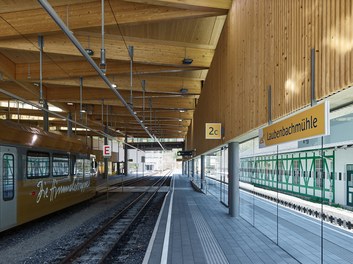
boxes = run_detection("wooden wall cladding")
[189,0,353,155]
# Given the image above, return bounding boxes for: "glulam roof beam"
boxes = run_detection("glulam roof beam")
[123,0,232,11]
[38,76,202,95]
[16,60,205,80]
[0,1,226,38]
[0,33,213,68]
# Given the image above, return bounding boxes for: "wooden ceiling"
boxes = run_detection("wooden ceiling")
[0,0,230,140]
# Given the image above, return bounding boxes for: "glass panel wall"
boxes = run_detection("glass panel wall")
[239,140,256,225]
[237,105,353,263]
[188,160,193,178]
[184,104,353,263]
[203,147,228,205]
[193,157,201,187]
[220,147,228,205]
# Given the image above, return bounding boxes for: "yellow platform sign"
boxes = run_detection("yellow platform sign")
[259,101,330,148]
[205,123,222,139]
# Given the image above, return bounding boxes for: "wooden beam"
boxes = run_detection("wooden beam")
[40,76,202,94]
[0,52,42,97]
[88,115,190,127]
[91,108,194,119]
[71,130,185,138]
[16,60,205,80]
[0,33,213,68]
[40,85,195,109]
[0,52,16,79]
[0,0,97,14]
[0,102,194,118]
[9,118,189,134]
[123,0,232,11]
[0,1,225,38]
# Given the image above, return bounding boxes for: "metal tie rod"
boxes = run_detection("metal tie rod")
[37,0,165,151]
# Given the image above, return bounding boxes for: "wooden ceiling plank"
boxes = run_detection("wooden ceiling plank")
[0,1,226,38]
[0,34,213,68]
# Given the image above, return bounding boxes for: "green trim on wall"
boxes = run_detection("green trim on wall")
[240,148,335,203]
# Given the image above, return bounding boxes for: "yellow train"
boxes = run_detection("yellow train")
[0,120,97,232]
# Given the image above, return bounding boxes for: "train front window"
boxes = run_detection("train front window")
[53,154,69,177]
[27,151,50,178]
[3,154,14,201]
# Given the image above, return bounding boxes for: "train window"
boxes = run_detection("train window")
[74,159,84,177]
[84,159,92,178]
[3,154,14,201]
[27,151,50,178]
[52,154,69,177]
[71,155,76,175]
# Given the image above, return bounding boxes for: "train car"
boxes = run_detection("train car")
[91,149,119,177]
[239,143,353,207]
[0,120,97,232]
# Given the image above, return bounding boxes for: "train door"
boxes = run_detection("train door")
[347,165,353,206]
[0,146,17,231]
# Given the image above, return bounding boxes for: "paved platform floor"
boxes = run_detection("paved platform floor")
[143,174,299,264]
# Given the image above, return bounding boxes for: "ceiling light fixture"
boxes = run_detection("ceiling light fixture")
[180,88,188,94]
[182,58,193,65]
[182,47,193,65]
[85,48,94,56]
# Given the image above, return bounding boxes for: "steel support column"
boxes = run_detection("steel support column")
[67,112,72,136]
[201,155,205,190]
[228,141,240,217]
[192,159,194,178]
[124,134,128,176]
[43,100,49,132]
[104,126,108,179]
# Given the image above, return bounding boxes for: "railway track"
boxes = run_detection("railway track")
[96,171,171,193]
[60,171,172,263]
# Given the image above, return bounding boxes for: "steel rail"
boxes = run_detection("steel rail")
[59,171,171,263]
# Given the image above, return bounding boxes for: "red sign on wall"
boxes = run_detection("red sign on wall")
[103,145,111,157]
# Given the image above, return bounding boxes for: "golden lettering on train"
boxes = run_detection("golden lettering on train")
[36,178,91,203]
[36,181,49,203]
